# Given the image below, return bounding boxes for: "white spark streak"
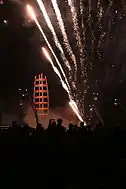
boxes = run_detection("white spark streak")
[51,0,77,73]
[36,0,71,71]
[26,4,70,90]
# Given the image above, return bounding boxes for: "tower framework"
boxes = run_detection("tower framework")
[33,73,49,121]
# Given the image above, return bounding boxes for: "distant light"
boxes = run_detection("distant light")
[114,103,118,106]
[84,122,87,126]
[25,89,28,91]
[4,20,7,24]
[20,103,23,106]
[19,88,21,91]
[94,97,98,101]
[112,64,115,68]
[114,98,117,102]
[90,108,93,112]
[22,94,25,97]
[115,10,118,13]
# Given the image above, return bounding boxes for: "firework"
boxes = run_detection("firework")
[67,0,83,52]
[51,0,77,74]
[26,0,121,123]
[27,4,84,121]
[26,4,70,90]
[42,47,83,122]
[36,0,71,71]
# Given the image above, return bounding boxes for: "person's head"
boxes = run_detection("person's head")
[51,119,56,127]
[57,119,63,125]
[80,122,84,127]
[37,123,42,128]
[49,119,54,126]
[69,123,73,131]
[12,121,17,128]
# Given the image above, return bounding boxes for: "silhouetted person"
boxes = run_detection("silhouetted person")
[79,121,85,134]
[56,119,65,132]
[48,119,54,128]
[36,123,44,134]
[80,122,84,127]
[68,123,74,132]
[51,119,56,128]
[12,121,18,128]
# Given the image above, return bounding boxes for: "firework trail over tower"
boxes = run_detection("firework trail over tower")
[36,0,71,72]
[26,4,70,91]
[26,4,83,122]
[27,0,125,121]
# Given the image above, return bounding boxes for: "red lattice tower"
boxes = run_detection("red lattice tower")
[33,73,49,120]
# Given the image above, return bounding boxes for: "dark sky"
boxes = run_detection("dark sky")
[1,0,126,121]
[0,0,68,109]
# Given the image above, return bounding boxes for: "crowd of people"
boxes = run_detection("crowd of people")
[0,119,126,188]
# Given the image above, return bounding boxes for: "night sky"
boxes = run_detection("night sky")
[0,0,68,112]
[1,0,126,124]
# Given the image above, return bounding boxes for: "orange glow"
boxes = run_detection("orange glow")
[0,0,3,4]
[33,96,48,99]
[33,73,49,120]
[26,4,36,20]
[34,84,48,87]
[36,108,48,111]
[34,102,48,104]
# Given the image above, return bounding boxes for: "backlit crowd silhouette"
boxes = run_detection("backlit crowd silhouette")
[0,119,126,188]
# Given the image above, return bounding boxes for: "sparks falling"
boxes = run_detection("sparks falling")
[26,4,70,90]
[67,0,83,53]
[42,47,83,122]
[26,0,123,123]
[27,4,83,122]
[51,0,77,74]
[36,0,71,72]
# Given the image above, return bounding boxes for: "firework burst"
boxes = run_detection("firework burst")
[26,0,126,122]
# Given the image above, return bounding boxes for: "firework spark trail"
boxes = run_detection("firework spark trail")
[42,47,69,93]
[88,0,95,52]
[51,0,77,73]
[79,0,86,66]
[106,0,113,43]
[67,0,86,79]
[36,0,71,72]
[88,0,92,13]
[42,47,83,122]
[26,4,70,90]
[97,0,113,48]
[80,0,85,34]
[97,0,104,22]
[67,0,87,118]
[97,0,105,51]
[67,0,83,54]
[27,5,84,122]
